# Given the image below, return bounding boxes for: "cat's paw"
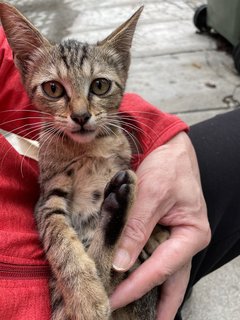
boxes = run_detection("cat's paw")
[64,287,110,320]
[67,301,110,320]
[102,170,137,246]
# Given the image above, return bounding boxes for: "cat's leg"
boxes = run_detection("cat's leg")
[39,212,110,320]
[88,170,137,293]
[39,213,109,319]
[35,176,110,320]
[50,277,69,320]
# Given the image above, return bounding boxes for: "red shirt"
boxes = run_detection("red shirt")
[0,27,188,319]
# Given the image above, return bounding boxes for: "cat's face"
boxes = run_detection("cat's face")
[28,40,130,143]
[0,3,143,143]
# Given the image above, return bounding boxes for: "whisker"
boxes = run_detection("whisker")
[108,118,154,143]
[106,122,141,157]
[16,122,54,136]
[119,110,163,116]
[0,123,56,173]
[39,127,62,157]
[108,112,159,136]
[0,116,52,129]
[0,104,38,114]
[38,129,57,167]
[100,123,119,139]
[1,122,43,137]
[0,108,52,116]
[0,123,54,144]
[106,115,155,148]
[109,111,159,130]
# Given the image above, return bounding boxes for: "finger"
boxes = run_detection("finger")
[156,263,191,320]
[110,235,192,310]
[110,254,161,310]
[112,184,174,271]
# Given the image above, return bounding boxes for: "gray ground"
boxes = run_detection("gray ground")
[6,0,240,319]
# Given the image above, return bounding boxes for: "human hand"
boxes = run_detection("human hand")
[110,132,211,319]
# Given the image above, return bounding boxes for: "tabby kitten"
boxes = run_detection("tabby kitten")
[0,3,168,319]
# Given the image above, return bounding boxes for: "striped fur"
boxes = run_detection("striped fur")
[0,3,169,320]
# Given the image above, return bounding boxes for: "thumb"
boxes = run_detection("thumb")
[112,164,175,272]
[113,215,151,271]
[112,191,170,271]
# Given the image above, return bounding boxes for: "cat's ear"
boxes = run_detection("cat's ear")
[98,6,143,54]
[0,2,50,74]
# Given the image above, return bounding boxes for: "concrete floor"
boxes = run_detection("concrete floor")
[6,0,240,319]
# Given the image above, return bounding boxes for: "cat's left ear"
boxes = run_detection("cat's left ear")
[98,6,143,54]
[0,2,50,75]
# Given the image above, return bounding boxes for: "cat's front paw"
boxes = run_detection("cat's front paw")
[64,290,110,320]
[102,170,137,246]
[51,278,110,320]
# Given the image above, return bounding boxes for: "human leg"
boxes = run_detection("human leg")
[174,109,240,320]
[189,109,240,286]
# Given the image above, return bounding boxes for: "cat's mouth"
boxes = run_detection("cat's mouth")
[67,127,97,143]
[65,115,98,143]
[72,128,96,135]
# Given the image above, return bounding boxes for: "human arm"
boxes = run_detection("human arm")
[110,131,211,320]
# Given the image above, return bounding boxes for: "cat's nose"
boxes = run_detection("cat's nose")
[71,112,91,126]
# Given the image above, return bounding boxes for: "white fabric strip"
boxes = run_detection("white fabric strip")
[0,128,39,161]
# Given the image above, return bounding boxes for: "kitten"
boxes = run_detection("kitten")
[0,3,168,319]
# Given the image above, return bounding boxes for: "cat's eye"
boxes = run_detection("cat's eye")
[90,78,111,96]
[42,81,65,99]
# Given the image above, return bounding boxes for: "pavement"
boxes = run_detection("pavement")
[5,0,240,319]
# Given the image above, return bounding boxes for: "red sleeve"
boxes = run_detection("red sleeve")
[120,93,189,170]
[0,27,44,265]
[0,27,37,139]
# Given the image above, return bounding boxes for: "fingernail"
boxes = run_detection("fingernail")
[113,249,131,271]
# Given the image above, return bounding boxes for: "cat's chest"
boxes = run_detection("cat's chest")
[70,157,122,243]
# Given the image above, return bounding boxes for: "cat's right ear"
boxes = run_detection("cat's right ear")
[0,2,50,75]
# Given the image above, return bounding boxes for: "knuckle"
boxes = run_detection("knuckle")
[196,218,211,249]
[202,222,212,247]
[151,260,172,284]
[155,268,170,284]
[199,202,212,247]
[123,217,148,246]
[191,194,211,249]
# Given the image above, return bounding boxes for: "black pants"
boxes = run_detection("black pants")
[175,109,240,319]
